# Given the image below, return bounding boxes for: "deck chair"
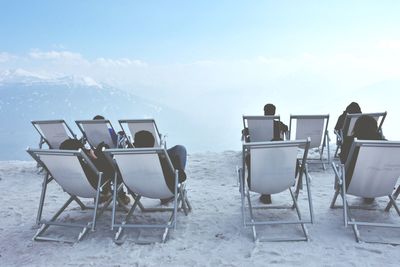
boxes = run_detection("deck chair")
[330,139,400,244]
[243,115,282,142]
[32,120,77,149]
[289,115,330,170]
[334,112,387,157]
[76,119,118,149]
[27,148,112,243]
[239,139,314,242]
[119,119,165,147]
[104,148,191,244]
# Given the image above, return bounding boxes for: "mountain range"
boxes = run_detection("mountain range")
[0,69,192,160]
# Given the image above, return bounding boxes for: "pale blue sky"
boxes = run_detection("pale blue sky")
[1,1,399,62]
[1,1,400,151]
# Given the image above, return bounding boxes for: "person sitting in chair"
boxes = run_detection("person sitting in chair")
[243,103,288,204]
[133,130,187,204]
[242,103,288,142]
[60,138,131,205]
[339,115,385,203]
[334,102,362,132]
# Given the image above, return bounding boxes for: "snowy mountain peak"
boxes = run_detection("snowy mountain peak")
[0,68,103,89]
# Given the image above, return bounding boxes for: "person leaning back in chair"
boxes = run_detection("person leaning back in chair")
[59,138,131,205]
[242,103,288,142]
[339,114,385,203]
[334,102,362,132]
[133,130,188,204]
[242,103,288,204]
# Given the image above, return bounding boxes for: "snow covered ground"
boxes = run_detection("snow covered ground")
[1,150,400,266]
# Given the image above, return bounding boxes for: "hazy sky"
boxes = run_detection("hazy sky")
[1,1,400,151]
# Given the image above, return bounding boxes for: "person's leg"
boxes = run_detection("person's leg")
[245,153,271,204]
[167,145,187,170]
[167,145,187,182]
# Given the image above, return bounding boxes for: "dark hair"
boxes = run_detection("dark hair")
[353,115,380,140]
[60,138,85,150]
[93,115,105,120]
[345,102,361,114]
[134,130,155,148]
[264,103,276,115]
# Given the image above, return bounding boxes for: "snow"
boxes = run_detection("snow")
[1,149,400,266]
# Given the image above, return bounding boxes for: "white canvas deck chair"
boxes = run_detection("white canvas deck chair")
[243,115,282,142]
[27,148,112,243]
[119,119,165,147]
[330,139,400,244]
[32,120,77,149]
[239,139,314,242]
[289,115,330,170]
[76,119,118,149]
[334,112,387,157]
[104,148,191,244]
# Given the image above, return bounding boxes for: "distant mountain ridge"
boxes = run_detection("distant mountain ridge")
[0,69,188,160]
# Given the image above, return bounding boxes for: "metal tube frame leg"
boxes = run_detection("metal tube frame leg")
[34,196,75,241]
[245,187,257,241]
[289,188,309,241]
[36,172,50,225]
[385,185,400,211]
[114,195,141,242]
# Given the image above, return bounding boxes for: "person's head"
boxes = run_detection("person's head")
[345,102,361,114]
[134,130,155,148]
[93,115,105,120]
[264,103,276,115]
[60,138,85,150]
[353,115,379,139]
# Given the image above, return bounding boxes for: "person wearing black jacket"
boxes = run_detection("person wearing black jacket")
[334,102,362,132]
[339,115,385,203]
[243,103,288,204]
[133,130,187,204]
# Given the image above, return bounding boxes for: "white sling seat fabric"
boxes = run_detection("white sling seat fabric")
[246,117,276,142]
[250,146,298,194]
[347,145,400,198]
[81,122,115,148]
[295,118,325,148]
[344,113,384,137]
[113,153,174,199]
[126,121,161,146]
[40,154,97,198]
[37,123,71,149]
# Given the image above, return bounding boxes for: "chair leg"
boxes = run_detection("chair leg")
[245,187,257,241]
[34,196,75,241]
[36,172,50,225]
[389,195,400,216]
[289,188,309,241]
[114,196,141,242]
[385,185,400,211]
[330,189,340,208]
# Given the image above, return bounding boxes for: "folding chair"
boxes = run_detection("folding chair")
[239,139,314,242]
[243,115,282,142]
[76,119,119,149]
[334,112,387,157]
[27,148,112,243]
[330,139,400,244]
[119,119,165,147]
[289,115,330,170]
[32,120,77,149]
[104,148,191,244]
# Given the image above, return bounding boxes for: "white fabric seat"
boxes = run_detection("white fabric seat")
[27,148,111,243]
[330,139,400,244]
[104,147,191,244]
[239,139,314,242]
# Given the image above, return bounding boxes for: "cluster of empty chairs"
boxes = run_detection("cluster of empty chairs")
[240,113,400,244]
[28,119,191,244]
[27,111,400,245]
